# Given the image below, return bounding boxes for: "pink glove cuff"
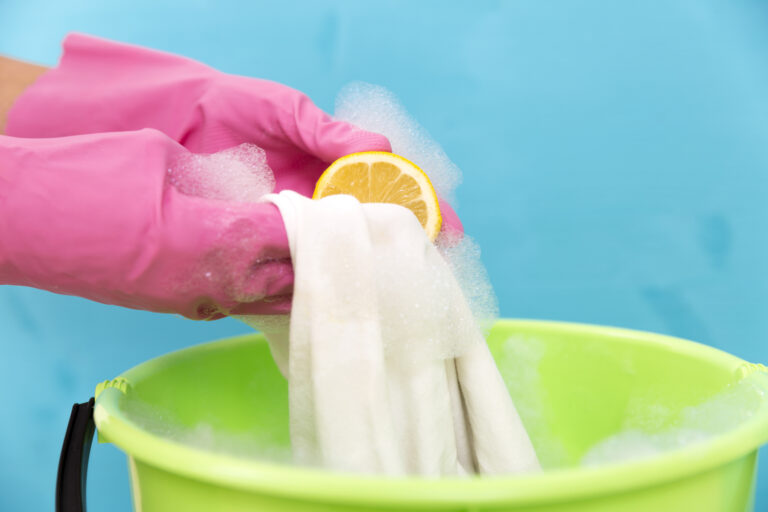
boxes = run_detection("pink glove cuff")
[8,33,213,141]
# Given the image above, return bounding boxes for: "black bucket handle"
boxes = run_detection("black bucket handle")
[56,398,95,512]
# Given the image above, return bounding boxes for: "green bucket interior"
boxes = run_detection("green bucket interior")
[94,320,768,510]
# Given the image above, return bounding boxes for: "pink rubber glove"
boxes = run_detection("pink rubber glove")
[3,34,463,319]
[7,33,462,231]
[0,130,293,320]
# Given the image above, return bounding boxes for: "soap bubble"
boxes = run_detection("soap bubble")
[495,334,569,469]
[581,375,764,467]
[122,398,292,464]
[437,233,499,335]
[335,82,498,338]
[335,82,461,203]
[581,429,709,466]
[167,143,275,203]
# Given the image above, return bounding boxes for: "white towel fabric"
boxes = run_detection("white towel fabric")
[238,190,539,476]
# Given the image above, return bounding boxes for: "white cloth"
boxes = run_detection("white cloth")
[239,190,539,476]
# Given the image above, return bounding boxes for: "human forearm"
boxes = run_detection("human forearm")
[0,56,48,134]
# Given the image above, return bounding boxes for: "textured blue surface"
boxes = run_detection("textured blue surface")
[2,1,768,510]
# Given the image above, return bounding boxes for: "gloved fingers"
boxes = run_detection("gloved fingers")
[283,91,392,162]
[163,197,294,319]
[438,198,463,235]
[436,198,464,247]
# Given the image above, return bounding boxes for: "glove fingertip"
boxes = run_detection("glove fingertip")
[292,93,391,162]
[337,129,392,157]
[436,198,464,247]
[311,116,392,162]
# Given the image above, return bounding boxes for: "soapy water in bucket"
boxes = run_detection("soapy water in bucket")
[581,374,764,466]
[121,398,294,464]
[494,334,766,469]
[119,347,765,470]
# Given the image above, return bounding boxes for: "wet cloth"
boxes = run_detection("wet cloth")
[239,190,539,476]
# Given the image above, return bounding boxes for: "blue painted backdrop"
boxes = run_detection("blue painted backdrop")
[2,0,767,509]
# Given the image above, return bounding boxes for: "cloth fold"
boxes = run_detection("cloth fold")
[238,190,539,476]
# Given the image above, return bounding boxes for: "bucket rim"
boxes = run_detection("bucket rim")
[93,319,768,507]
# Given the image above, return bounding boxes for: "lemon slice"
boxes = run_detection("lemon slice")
[313,152,442,241]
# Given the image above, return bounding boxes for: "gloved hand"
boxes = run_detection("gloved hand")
[0,129,292,320]
[2,34,463,319]
[6,33,462,231]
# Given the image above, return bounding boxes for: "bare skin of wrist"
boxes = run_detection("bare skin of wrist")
[0,56,49,134]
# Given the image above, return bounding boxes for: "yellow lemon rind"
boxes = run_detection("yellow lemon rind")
[313,151,442,241]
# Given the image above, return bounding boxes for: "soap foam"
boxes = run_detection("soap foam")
[437,233,499,335]
[167,143,275,203]
[495,334,569,469]
[335,82,462,203]
[581,375,765,467]
[368,220,492,365]
[335,82,498,340]
[122,398,292,464]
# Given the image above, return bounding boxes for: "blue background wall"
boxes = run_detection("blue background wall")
[2,0,768,509]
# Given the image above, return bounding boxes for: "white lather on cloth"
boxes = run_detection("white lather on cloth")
[239,190,539,476]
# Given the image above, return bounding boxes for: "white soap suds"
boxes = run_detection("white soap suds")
[437,233,499,335]
[495,334,569,469]
[122,399,292,463]
[581,375,765,467]
[335,82,498,336]
[335,82,462,203]
[581,429,709,466]
[167,143,275,203]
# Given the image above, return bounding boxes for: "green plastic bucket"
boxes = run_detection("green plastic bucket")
[85,320,768,511]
